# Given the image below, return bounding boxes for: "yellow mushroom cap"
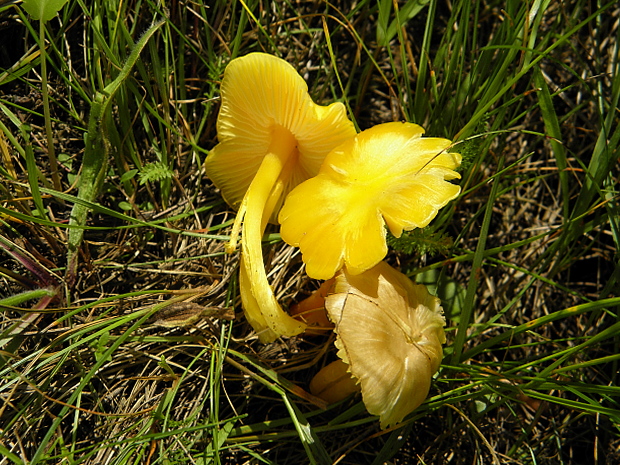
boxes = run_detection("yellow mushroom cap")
[205,52,357,219]
[204,53,357,343]
[279,122,461,280]
[324,261,446,429]
[289,277,335,335]
[309,359,361,404]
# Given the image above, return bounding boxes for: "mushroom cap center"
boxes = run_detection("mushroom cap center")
[268,125,299,171]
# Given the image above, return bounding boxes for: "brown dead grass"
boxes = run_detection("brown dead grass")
[1,1,619,464]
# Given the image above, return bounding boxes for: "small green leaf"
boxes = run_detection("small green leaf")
[138,161,173,185]
[21,0,70,22]
[377,0,430,47]
[376,0,392,46]
[92,331,112,363]
[387,228,453,256]
[120,168,138,183]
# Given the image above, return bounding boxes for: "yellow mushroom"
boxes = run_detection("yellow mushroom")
[324,261,446,429]
[309,359,360,404]
[289,277,335,336]
[205,53,357,342]
[279,122,461,280]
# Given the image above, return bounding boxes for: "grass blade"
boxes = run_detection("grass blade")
[65,18,165,287]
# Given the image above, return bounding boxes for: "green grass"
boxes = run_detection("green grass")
[1,0,619,463]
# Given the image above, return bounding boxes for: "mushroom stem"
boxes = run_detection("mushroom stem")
[225,199,246,254]
[238,254,278,342]
[238,127,306,341]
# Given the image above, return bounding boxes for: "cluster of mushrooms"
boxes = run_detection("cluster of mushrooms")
[205,53,461,429]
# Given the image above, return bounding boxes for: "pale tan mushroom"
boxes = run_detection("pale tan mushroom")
[324,261,446,428]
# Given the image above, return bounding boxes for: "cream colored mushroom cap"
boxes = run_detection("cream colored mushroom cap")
[325,261,446,429]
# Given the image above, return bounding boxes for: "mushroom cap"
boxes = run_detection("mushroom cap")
[324,261,446,429]
[278,121,461,279]
[205,53,357,217]
[289,277,335,335]
[309,359,361,404]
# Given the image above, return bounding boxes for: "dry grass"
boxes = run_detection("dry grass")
[1,0,619,464]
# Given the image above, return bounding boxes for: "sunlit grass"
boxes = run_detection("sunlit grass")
[0,0,619,463]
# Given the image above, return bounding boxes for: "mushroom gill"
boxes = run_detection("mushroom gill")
[205,53,356,342]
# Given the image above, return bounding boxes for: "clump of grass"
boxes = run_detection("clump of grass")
[0,0,619,464]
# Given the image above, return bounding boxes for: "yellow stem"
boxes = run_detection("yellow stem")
[238,127,306,340]
[225,197,247,254]
[238,254,278,342]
